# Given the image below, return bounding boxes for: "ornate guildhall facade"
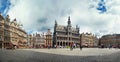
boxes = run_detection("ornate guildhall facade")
[53,16,80,47]
[28,29,52,48]
[29,33,46,48]
[80,33,98,47]
[0,14,27,49]
[45,29,52,47]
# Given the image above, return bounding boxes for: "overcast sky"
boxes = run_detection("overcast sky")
[0,0,120,37]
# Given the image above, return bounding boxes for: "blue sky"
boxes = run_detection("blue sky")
[0,0,11,17]
[0,0,106,17]
[0,0,120,37]
[97,0,107,13]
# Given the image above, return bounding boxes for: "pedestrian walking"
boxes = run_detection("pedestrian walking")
[108,44,112,49]
[54,45,56,48]
[73,43,76,49]
[80,46,82,50]
[70,43,73,51]
[48,45,50,49]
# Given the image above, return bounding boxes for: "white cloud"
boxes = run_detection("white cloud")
[7,0,120,36]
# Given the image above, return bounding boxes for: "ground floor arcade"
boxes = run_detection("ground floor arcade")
[56,41,80,48]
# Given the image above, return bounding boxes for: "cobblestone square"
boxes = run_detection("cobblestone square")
[0,48,120,62]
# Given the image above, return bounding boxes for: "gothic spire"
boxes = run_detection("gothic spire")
[68,16,70,21]
[55,20,57,26]
[68,16,71,27]
[55,20,57,24]
[6,15,10,22]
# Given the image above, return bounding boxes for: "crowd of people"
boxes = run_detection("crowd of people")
[46,44,120,51]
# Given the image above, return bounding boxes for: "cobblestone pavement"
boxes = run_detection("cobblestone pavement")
[0,48,120,62]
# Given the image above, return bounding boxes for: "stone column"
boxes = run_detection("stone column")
[63,42,64,47]
[56,42,57,47]
[65,42,66,47]
[67,42,69,46]
[58,42,60,46]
